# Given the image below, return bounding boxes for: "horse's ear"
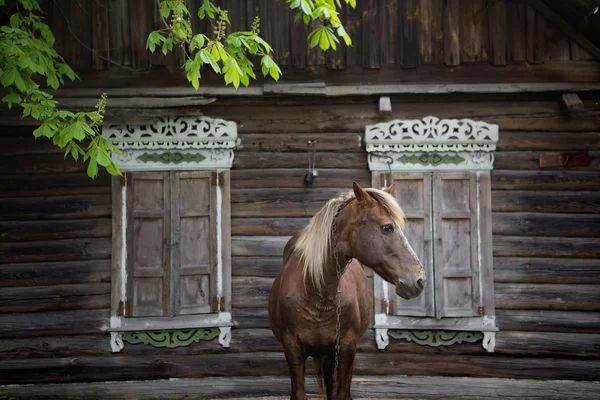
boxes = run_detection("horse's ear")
[353,181,369,203]
[383,183,395,194]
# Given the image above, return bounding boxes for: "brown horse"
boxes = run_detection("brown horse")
[268,182,426,400]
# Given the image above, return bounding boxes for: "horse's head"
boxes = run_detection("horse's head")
[340,182,426,300]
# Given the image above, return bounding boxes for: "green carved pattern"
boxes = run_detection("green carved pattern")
[397,153,465,166]
[122,328,219,348]
[137,152,206,164]
[388,330,483,347]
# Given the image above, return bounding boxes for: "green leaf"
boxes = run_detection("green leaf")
[161,0,171,18]
[33,122,56,138]
[87,157,98,179]
[190,34,206,50]
[58,63,77,81]
[146,31,163,53]
[10,13,21,28]
[2,92,21,109]
[0,66,18,87]
[96,149,111,167]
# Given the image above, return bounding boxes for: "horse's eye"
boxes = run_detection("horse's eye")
[381,224,394,234]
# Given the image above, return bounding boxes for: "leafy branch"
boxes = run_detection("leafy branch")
[0,0,121,178]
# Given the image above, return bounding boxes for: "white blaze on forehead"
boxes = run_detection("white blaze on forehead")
[399,225,420,264]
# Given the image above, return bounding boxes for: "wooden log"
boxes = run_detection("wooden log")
[496,310,600,333]
[231,218,306,236]
[232,307,271,328]
[497,132,600,151]
[493,236,600,258]
[443,0,460,66]
[491,170,600,190]
[460,0,488,63]
[492,213,600,237]
[399,0,419,68]
[495,331,600,357]
[0,153,89,174]
[0,238,111,264]
[0,260,111,287]
[494,257,600,284]
[495,283,600,311]
[0,218,112,242]
[494,151,600,171]
[1,352,599,384]
[91,0,110,70]
[231,236,290,258]
[0,335,111,359]
[508,1,527,62]
[232,276,273,308]
[361,0,381,68]
[488,0,507,65]
[238,133,363,153]
[0,283,110,313]
[233,152,368,170]
[2,375,600,400]
[0,309,110,338]
[231,169,370,189]
[0,194,111,221]
[231,188,344,217]
[492,191,600,213]
[232,257,283,277]
[418,0,443,64]
[0,173,112,198]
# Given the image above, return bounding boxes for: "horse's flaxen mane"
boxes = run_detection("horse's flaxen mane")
[294,188,406,291]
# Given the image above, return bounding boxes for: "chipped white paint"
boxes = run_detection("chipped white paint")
[483,331,496,352]
[216,175,223,297]
[476,172,484,315]
[110,332,124,353]
[218,327,232,347]
[375,328,390,350]
[120,184,128,303]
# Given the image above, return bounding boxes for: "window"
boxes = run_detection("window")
[365,116,498,352]
[103,117,238,352]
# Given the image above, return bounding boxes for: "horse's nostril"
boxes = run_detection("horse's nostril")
[416,278,425,290]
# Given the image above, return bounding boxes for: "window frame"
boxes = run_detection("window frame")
[103,116,238,352]
[365,115,498,352]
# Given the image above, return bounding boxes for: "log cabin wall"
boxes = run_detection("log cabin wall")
[1,0,600,391]
[1,92,600,385]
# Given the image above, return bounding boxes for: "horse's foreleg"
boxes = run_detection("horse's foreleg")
[335,342,357,400]
[282,336,307,400]
[322,353,337,400]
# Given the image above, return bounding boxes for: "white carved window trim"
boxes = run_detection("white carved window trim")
[103,117,239,352]
[365,116,499,353]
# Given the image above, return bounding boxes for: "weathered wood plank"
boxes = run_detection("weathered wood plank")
[527,5,545,64]
[493,236,600,258]
[107,0,130,66]
[231,236,290,258]
[0,218,112,242]
[0,238,111,263]
[496,310,600,333]
[495,283,600,311]
[443,0,460,66]
[239,133,363,152]
[1,352,599,384]
[232,307,270,328]
[91,0,110,70]
[0,153,89,174]
[0,194,111,221]
[233,152,367,170]
[419,0,444,64]
[231,218,306,236]
[0,334,111,359]
[491,170,600,190]
[0,173,111,198]
[231,169,369,189]
[0,309,109,338]
[129,0,150,69]
[399,0,419,68]
[492,191,600,213]
[380,0,398,65]
[231,188,343,217]
[0,283,110,313]
[494,151,600,171]
[290,16,308,69]
[488,0,507,65]
[495,331,600,357]
[0,259,111,287]
[545,21,571,63]
[460,0,488,63]
[232,276,273,308]
[508,1,527,62]
[492,213,600,237]
[362,0,381,68]
[494,257,600,284]
[2,375,600,400]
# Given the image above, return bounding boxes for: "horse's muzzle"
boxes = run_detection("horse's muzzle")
[395,276,426,300]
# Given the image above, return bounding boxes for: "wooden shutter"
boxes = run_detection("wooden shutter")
[433,172,481,318]
[127,172,170,317]
[171,171,216,315]
[390,172,435,317]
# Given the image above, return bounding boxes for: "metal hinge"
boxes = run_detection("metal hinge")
[119,300,129,317]
[478,306,485,315]
[213,296,225,312]
[382,299,393,315]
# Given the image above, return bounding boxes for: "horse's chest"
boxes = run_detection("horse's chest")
[291,301,357,351]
